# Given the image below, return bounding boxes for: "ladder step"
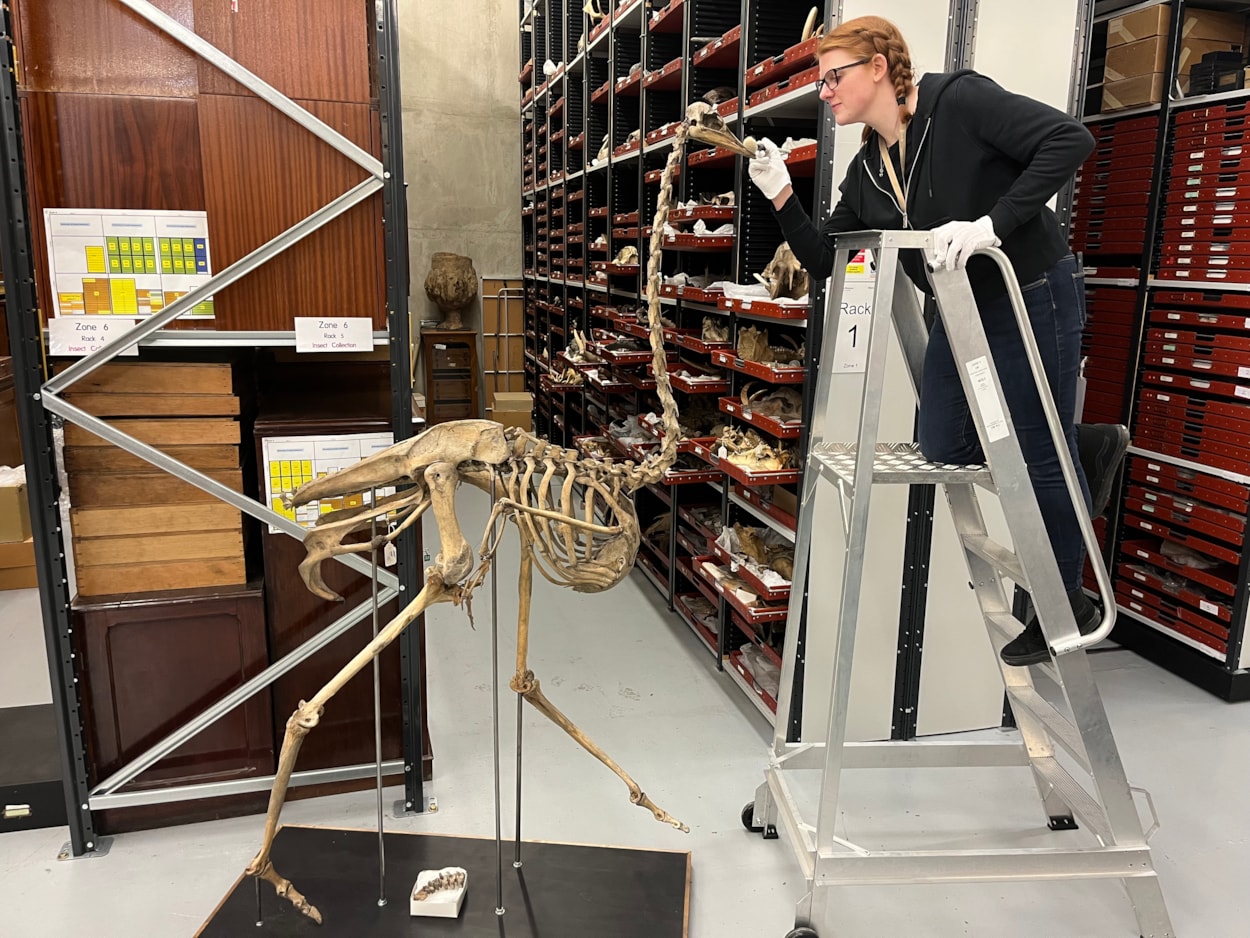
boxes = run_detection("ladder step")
[811,442,995,490]
[1005,686,1090,772]
[960,533,1029,589]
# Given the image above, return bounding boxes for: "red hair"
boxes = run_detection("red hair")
[817,16,915,142]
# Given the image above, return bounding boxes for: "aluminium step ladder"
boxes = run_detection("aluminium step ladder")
[747,230,1173,938]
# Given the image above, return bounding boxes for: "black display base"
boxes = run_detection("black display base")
[197,825,690,937]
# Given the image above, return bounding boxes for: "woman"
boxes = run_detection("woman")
[747,15,1126,667]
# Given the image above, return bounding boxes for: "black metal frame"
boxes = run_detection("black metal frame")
[375,0,426,814]
[0,1,425,849]
[0,4,98,857]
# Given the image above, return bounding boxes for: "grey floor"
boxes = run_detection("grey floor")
[1,488,1247,937]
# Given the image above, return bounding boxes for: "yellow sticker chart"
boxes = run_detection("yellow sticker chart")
[261,432,396,533]
[45,208,216,318]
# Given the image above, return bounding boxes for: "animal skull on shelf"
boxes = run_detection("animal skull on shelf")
[613,244,639,265]
[760,241,810,301]
[702,85,736,106]
[685,101,758,158]
[733,523,796,579]
[702,316,729,344]
[716,426,794,472]
[739,382,803,421]
[243,110,700,927]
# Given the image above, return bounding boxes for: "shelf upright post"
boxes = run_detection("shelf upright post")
[375,0,428,815]
[0,3,98,856]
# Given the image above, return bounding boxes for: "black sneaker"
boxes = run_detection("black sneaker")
[1000,588,1101,667]
[1077,423,1130,519]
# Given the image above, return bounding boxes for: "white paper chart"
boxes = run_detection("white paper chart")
[45,208,216,319]
[262,432,395,533]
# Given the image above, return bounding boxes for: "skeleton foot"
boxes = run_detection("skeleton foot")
[246,859,323,925]
[512,671,690,833]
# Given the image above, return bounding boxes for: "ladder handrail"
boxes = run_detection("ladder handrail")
[964,245,1115,653]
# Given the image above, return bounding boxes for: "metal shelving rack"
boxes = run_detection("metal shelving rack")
[0,0,427,857]
[1074,0,1250,698]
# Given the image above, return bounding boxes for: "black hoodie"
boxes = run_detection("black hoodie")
[772,69,1095,304]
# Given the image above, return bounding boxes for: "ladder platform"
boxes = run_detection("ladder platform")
[811,442,995,489]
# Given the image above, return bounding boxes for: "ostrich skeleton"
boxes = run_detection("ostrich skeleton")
[245,106,757,923]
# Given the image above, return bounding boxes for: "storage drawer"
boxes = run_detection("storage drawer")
[432,376,474,401]
[430,343,474,371]
[431,401,474,422]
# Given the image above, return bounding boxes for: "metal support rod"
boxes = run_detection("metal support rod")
[371,490,387,908]
[514,695,524,868]
[490,475,506,917]
[255,875,263,926]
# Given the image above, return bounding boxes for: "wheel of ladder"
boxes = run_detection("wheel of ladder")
[741,801,763,832]
[784,928,819,938]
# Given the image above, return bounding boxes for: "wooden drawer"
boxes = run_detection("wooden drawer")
[431,401,475,422]
[432,376,474,401]
[430,343,474,371]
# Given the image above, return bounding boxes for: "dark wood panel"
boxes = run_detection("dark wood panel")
[198,94,385,330]
[14,0,198,97]
[193,0,371,103]
[76,586,273,790]
[20,92,207,331]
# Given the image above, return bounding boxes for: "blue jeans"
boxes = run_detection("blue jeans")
[917,254,1091,591]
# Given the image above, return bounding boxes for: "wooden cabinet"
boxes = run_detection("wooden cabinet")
[76,584,273,795]
[421,329,481,424]
[0,357,20,468]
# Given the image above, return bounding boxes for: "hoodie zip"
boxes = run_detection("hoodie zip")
[861,117,932,229]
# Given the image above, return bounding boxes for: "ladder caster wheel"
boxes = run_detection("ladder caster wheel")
[1048,815,1079,831]
[785,928,820,938]
[741,802,764,833]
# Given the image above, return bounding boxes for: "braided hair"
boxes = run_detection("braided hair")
[816,16,915,143]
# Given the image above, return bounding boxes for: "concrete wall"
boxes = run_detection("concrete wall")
[399,0,522,335]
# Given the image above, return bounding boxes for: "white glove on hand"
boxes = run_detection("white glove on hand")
[748,137,791,200]
[931,216,1001,271]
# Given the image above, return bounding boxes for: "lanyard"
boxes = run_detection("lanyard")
[878,124,908,223]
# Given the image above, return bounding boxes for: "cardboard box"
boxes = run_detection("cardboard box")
[1103,73,1165,111]
[0,479,33,543]
[1107,7,1245,48]
[0,536,36,591]
[489,391,533,432]
[1105,36,1243,82]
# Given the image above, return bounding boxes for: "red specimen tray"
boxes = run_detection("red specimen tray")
[590,79,611,105]
[668,371,730,394]
[649,0,684,33]
[646,121,682,147]
[1115,586,1229,653]
[709,540,791,602]
[1129,454,1250,513]
[662,233,735,251]
[693,24,741,69]
[1117,562,1233,625]
[687,145,740,169]
[674,593,718,654]
[718,295,809,319]
[745,36,822,89]
[732,483,798,535]
[676,332,732,354]
[667,205,735,226]
[1152,290,1250,311]
[1138,387,1250,438]
[645,164,683,184]
[644,56,683,91]
[678,285,726,304]
[712,349,806,383]
[747,65,820,109]
[1120,539,1237,597]
[1142,366,1250,401]
[1155,266,1250,284]
[1122,502,1241,564]
[693,555,789,624]
[1147,326,1250,352]
[689,440,800,487]
[718,395,803,439]
[1126,485,1244,543]
[727,649,779,714]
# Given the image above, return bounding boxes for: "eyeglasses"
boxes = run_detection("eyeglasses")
[816,58,871,91]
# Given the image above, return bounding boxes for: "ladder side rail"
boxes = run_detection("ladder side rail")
[771,249,854,755]
[813,241,904,850]
[926,264,1080,653]
[966,246,1115,653]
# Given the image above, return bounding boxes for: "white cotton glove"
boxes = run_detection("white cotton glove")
[748,137,791,200]
[931,216,1001,271]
